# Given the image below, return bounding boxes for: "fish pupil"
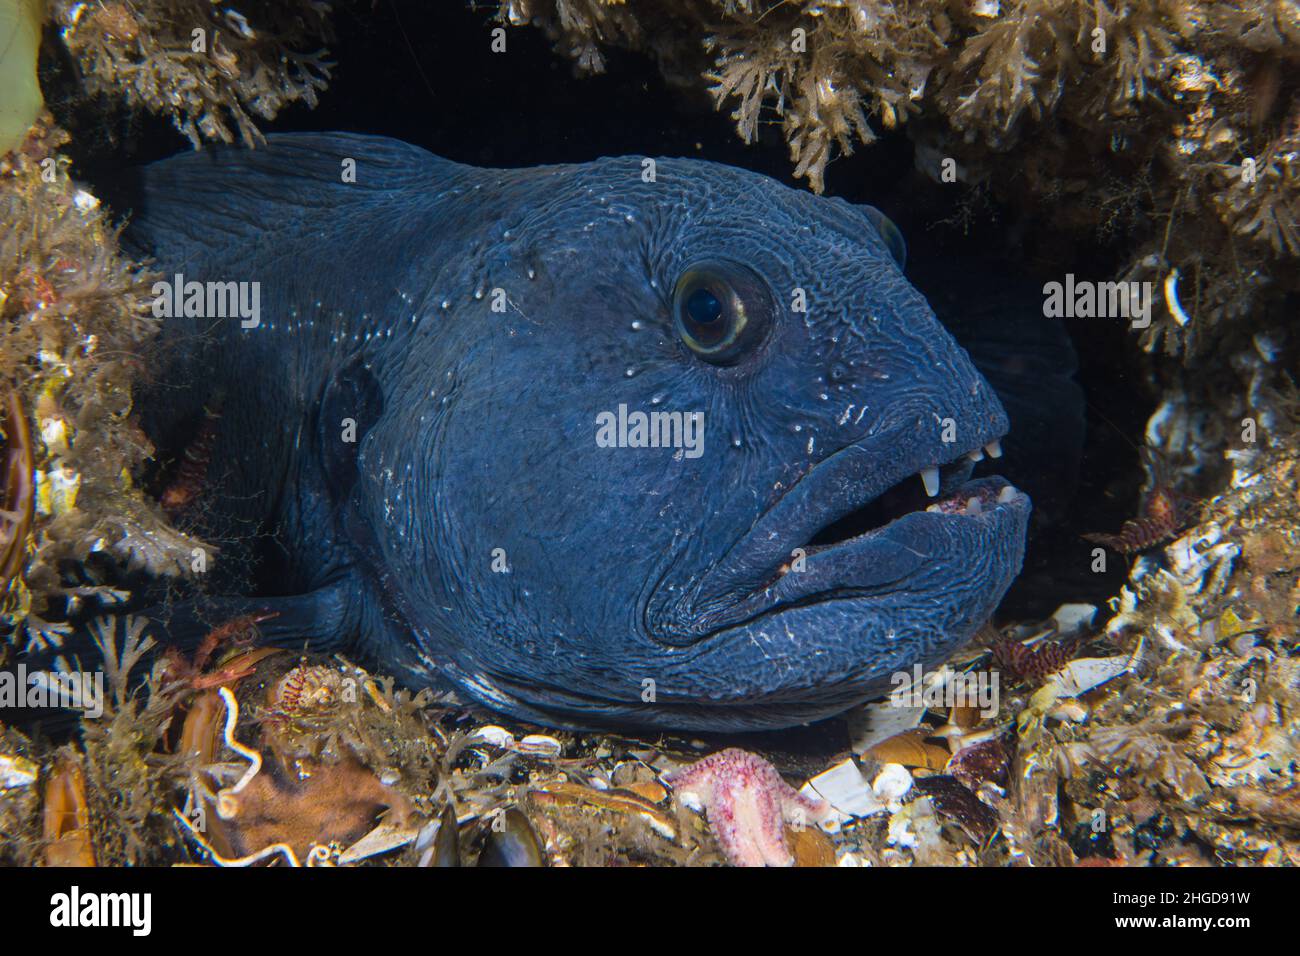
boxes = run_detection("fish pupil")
[673,261,769,362]
[687,287,723,328]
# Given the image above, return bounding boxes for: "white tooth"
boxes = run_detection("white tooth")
[920,466,940,497]
[967,449,985,462]
[926,503,943,513]
[998,485,1017,503]
[966,497,983,515]
[984,440,1003,458]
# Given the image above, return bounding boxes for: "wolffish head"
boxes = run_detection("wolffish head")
[358,155,1029,731]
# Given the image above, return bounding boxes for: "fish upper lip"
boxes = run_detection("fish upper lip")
[647,416,1016,644]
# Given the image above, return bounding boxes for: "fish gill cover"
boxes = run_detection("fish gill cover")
[0,0,1295,869]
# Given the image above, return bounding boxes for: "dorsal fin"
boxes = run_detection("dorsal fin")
[117,132,467,265]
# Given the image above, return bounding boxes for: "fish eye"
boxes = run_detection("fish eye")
[672,261,773,364]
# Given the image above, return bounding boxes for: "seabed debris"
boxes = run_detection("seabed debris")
[1,0,1298,865]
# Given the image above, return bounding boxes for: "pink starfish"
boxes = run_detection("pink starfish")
[664,748,831,867]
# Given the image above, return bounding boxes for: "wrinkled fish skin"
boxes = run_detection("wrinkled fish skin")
[119,132,1028,732]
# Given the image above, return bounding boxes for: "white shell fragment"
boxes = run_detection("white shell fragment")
[338,822,420,865]
[1051,603,1097,635]
[1051,654,1135,698]
[847,698,925,755]
[801,759,885,831]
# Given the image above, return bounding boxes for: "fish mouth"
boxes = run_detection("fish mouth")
[647,422,1029,644]
[733,473,1028,615]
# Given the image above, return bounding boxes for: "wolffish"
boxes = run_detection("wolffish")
[121,132,1030,732]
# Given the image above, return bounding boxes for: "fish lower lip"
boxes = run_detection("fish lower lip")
[695,476,1028,630]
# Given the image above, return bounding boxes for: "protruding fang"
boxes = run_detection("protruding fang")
[920,466,940,497]
[967,449,985,462]
[984,440,1003,458]
[966,497,983,515]
[997,485,1017,503]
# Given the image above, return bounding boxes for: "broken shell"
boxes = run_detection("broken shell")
[478,808,544,867]
[1217,606,1264,643]
[1051,603,1097,635]
[338,820,420,865]
[801,759,884,829]
[176,689,225,763]
[1051,654,1135,698]
[847,697,926,754]
[624,779,668,804]
[0,390,34,593]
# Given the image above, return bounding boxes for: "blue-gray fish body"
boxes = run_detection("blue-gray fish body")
[125,133,1029,732]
